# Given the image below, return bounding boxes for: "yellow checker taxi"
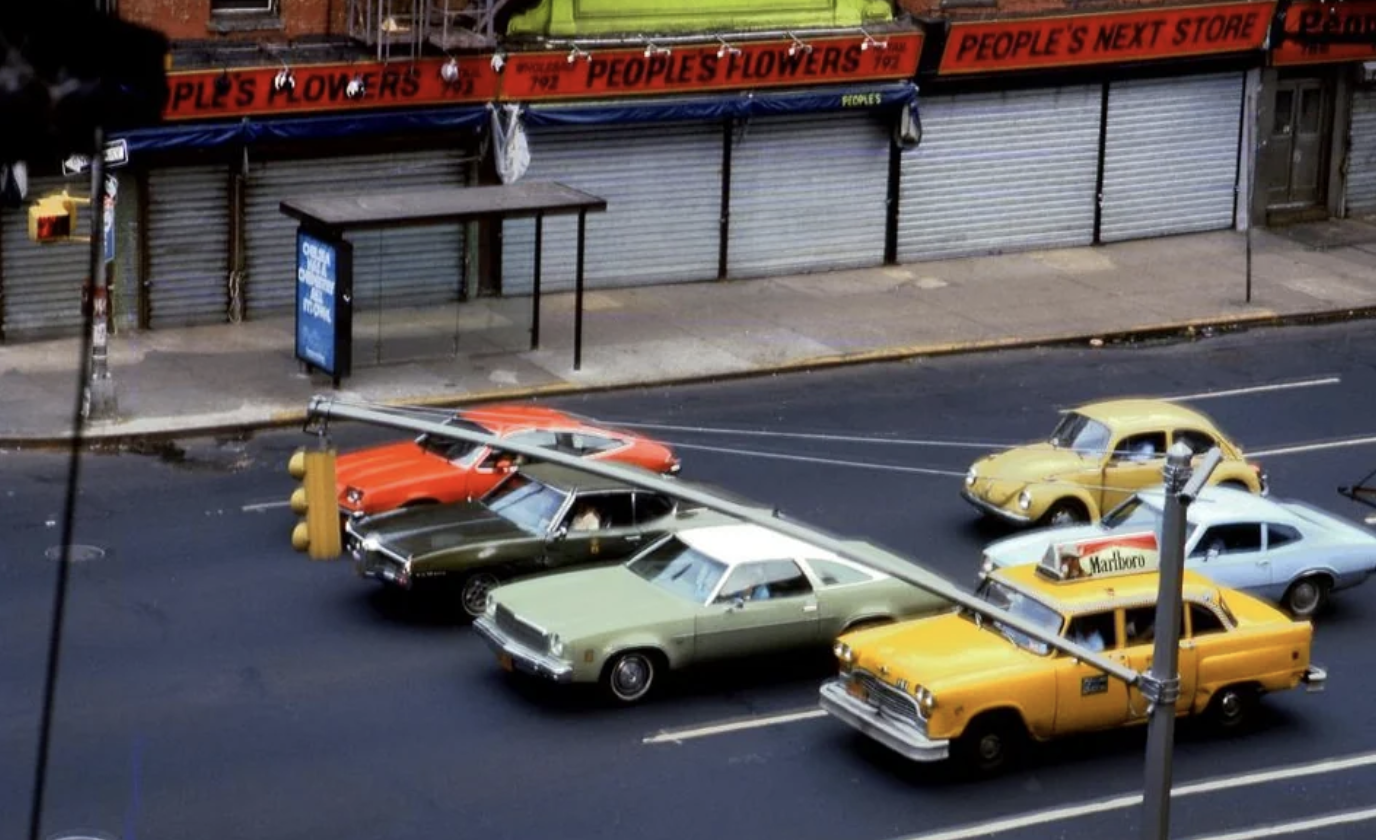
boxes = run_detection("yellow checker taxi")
[819,533,1326,774]
[961,398,1266,527]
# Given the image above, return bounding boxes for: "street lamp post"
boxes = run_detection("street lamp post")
[83,126,116,421]
[1140,442,1222,840]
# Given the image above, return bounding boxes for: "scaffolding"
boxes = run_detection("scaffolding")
[347,0,516,57]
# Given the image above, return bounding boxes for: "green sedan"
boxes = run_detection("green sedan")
[473,519,951,703]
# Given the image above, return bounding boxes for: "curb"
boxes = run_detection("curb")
[6,303,1376,451]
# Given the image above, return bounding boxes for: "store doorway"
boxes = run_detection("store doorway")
[1262,75,1333,219]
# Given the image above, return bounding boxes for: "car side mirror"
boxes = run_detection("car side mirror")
[550,525,568,542]
[1206,547,1220,562]
[495,457,514,473]
[730,596,746,612]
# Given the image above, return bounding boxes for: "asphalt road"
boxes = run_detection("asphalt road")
[5,320,1376,840]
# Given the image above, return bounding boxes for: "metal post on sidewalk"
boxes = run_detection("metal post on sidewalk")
[1140,442,1222,840]
[83,126,117,421]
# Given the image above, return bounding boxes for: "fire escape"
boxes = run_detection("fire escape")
[347,0,518,59]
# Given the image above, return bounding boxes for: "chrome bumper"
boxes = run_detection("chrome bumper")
[1303,664,1327,693]
[960,489,1032,525]
[819,679,949,762]
[473,615,574,683]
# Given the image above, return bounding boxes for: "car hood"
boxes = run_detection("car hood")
[983,522,1111,569]
[359,503,528,559]
[844,613,1046,690]
[968,444,1090,501]
[337,441,459,491]
[493,566,696,640]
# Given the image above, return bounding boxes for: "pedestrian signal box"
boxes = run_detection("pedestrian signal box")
[288,447,342,560]
[27,192,89,243]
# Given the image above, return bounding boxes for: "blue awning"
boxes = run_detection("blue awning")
[114,81,917,153]
[521,81,917,127]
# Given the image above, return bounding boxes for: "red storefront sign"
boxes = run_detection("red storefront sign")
[940,1,1273,75]
[163,56,499,121]
[1273,0,1376,65]
[499,32,923,100]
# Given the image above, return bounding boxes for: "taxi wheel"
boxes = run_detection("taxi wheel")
[954,713,1025,775]
[1283,576,1330,619]
[1208,684,1258,732]
[459,572,502,618]
[1042,500,1088,527]
[603,650,659,704]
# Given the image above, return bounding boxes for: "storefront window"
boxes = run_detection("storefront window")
[1273,90,1294,136]
[1299,88,1323,135]
[212,0,276,12]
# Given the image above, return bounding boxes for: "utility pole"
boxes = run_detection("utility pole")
[1140,442,1222,840]
[83,125,117,421]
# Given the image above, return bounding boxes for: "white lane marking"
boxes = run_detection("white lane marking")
[1187,805,1376,840]
[623,423,996,450]
[643,709,827,744]
[666,441,967,478]
[900,749,1376,840]
[241,500,291,512]
[1160,376,1341,403]
[1251,435,1376,458]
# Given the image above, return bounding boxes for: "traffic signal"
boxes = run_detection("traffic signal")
[288,446,342,560]
[27,193,78,243]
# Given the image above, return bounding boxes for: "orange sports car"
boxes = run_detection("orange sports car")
[335,404,680,518]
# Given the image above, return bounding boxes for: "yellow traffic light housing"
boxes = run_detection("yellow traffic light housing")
[288,446,342,560]
[27,191,90,244]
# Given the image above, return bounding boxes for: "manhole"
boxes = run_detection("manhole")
[44,544,107,562]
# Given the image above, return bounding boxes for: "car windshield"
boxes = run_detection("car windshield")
[968,579,1063,655]
[626,537,727,603]
[1101,495,1198,541]
[483,475,569,534]
[415,417,489,465]
[1049,411,1112,458]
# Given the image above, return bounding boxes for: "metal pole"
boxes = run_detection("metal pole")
[574,209,586,371]
[84,127,117,420]
[1140,443,1222,840]
[531,212,542,350]
[307,396,1141,685]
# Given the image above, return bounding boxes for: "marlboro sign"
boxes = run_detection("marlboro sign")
[1040,532,1161,581]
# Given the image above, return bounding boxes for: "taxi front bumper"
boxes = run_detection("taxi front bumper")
[960,489,1033,525]
[819,679,950,763]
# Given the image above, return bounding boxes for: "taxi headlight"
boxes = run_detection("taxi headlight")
[833,641,855,665]
[345,487,364,504]
[914,685,937,714]
[965,467,977,488]
[548,634,564,657]
[1017,489,1033,511]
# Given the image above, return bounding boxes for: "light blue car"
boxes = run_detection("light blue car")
[981,486,1376,619]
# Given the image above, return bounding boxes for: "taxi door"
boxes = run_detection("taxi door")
[1121,604,1197,722]
[1053,610,1132,736]
[1099,432,1169,516]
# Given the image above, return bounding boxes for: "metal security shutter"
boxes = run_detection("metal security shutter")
[147,165,231,327]
[898,86,1101,261]
[501,122,721,295]
[243,150,467,319]
[1100,74,1244,242]
[1347,89,1376,214]
[728,113,889,277]
[1,175,89,340]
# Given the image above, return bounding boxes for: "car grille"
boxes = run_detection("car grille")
[852,671,923,729]
[494,604,548,653]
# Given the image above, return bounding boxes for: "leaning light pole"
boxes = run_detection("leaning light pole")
[1139,442,1222,840]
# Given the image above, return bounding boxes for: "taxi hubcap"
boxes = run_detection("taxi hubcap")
[1220,692,1241,719]
[978,734,1003,762]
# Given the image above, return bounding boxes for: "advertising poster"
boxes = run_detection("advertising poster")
[295,230,352,380]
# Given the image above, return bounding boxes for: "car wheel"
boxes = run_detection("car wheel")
[603,650,658,704]
[1217,480,1249,491]
[458,572,502,618]
[1043,500,1088,527]
[1283,576,1330,619]
[953,713,1024,776]
[1207,684,1258,732]
[842,617,892,635]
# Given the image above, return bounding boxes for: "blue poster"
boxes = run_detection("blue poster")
[296,232,338,374]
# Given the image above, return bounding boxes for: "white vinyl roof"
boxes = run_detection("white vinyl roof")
[677,523,840,567]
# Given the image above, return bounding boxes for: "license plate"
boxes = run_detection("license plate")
[498,652,514,672]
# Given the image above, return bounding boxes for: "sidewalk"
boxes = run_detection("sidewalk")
[6,222,1376,446]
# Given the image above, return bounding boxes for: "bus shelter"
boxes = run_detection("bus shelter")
[280,181,607,385]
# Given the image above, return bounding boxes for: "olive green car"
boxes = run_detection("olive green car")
[473,520,952,703]
[344,463,685,617]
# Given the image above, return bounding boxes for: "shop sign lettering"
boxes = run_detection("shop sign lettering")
[164,57,498,121]
[940,1,1273,74]
[1273,0,1376,65]
[500,32,922,100]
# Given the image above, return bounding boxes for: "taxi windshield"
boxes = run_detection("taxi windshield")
[1050,411,1112,459]
[970,579,1062,655]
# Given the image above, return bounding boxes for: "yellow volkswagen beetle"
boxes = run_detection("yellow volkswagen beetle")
[961,398,1266,527]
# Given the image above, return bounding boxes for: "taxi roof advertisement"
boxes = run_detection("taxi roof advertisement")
[939,0,1275,75]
